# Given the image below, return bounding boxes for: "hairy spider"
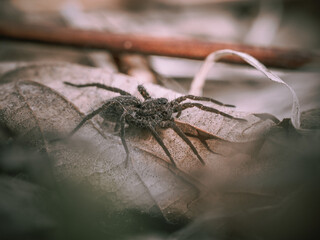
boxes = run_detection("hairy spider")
[64,82,244,166]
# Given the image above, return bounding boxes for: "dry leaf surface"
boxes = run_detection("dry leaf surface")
[0,62,277,221]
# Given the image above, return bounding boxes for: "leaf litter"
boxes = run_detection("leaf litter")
[0,60,298,222]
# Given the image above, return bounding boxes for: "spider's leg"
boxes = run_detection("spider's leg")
[176,110,182,118]
[165,121,205,165]
[64,82,132,96]
[68,105,107,137]
[137,85,151,100]
[114,121,120,132]
[170,95,235,107]
[174,103,246,121]
[147,126,176,167]
[119,112,130,166]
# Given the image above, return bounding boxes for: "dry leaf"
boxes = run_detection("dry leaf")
[191,49,301,128]
[0,62,278,222]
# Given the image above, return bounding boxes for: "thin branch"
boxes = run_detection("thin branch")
[0,21,318,69]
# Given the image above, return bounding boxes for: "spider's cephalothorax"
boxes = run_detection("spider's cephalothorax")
[64,82,245,167]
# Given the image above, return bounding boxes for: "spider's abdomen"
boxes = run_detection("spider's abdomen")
[99,95,141,122]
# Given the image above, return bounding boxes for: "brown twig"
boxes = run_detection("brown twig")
[0,21,318,69]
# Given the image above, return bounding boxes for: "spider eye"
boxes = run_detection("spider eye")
[158,98,168,105]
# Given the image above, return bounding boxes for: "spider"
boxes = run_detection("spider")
[64,81,245,167]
